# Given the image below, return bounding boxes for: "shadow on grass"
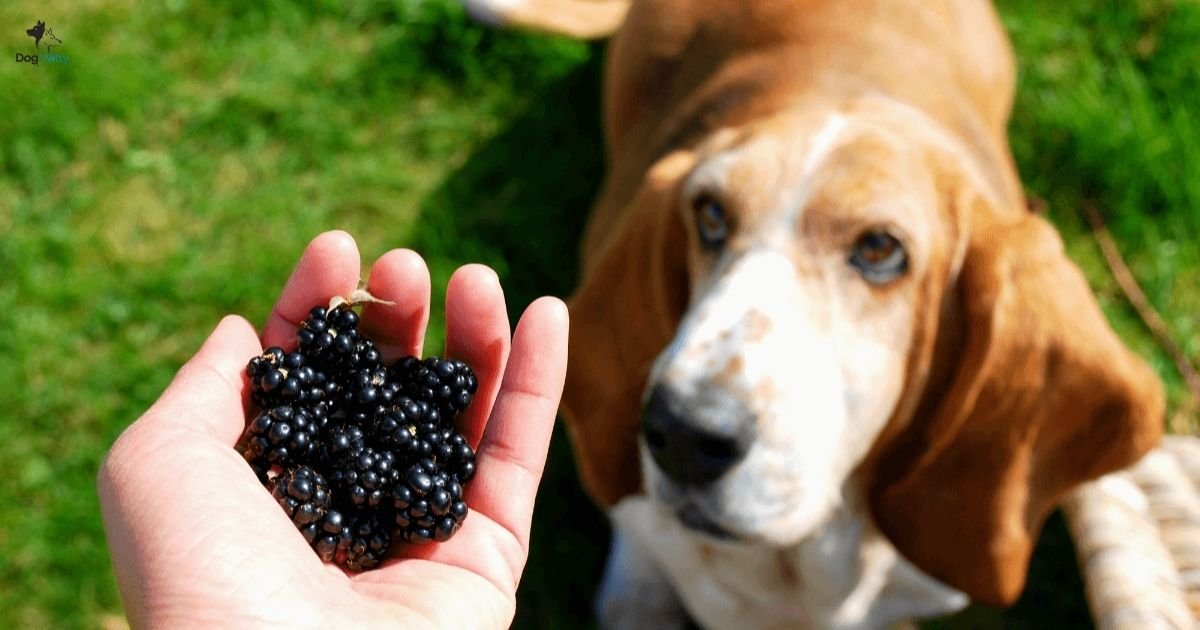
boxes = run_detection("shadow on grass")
[407,50,1096,630]
[408,53,610,628]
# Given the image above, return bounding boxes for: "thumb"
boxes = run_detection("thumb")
[147,315,263,444]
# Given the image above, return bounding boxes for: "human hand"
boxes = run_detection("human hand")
[98,231,569,628]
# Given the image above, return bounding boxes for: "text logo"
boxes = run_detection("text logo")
[17,20,68,66]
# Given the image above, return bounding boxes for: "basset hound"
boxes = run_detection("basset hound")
[465,0,1166,627]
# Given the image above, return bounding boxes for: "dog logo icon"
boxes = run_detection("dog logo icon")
[26,21,62,52]
[16,19,67,66]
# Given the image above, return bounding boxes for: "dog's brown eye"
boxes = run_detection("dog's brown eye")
[693,196,729,250]
[850,230,907,284]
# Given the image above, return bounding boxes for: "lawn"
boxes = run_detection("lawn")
[1,0,1196,628]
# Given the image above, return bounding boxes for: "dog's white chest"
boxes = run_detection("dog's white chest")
[606,496,968,629]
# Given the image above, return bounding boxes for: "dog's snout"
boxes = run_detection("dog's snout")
[641,385,754,486]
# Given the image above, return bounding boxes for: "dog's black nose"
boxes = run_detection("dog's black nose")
[641,385,754,486]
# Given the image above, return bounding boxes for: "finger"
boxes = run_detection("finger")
[444,265,511,447]
[262,230,362,349]
[359,249,431,362]
[465,297,568,559]
[148,315,263,443]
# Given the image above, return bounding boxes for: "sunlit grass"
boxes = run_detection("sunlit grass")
[1006,0,1200,429]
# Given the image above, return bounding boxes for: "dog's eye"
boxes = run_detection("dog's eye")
[850,230,908,283]
[693,196,729,249]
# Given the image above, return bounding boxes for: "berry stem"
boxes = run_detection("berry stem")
[328,288,396,312]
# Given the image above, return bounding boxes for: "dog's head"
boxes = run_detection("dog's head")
[563,97,1163,604]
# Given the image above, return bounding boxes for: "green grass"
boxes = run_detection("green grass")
[0,0,1195,628]
[1005,0,1200,427]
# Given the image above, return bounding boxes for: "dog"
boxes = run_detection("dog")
[26,21,46,48]
[44,28,62,52]
[464,0,1165,627]
[25,21,62,52]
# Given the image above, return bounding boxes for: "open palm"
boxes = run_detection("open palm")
[98,231,569,628]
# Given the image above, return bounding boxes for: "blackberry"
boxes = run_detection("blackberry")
[389,356,420,387]
[240,297,483,572]
[342,366,401,416]
[374,397,436,459]
[329,447,399,509]
[297,305,364,369]
[247,348,330,408]
[348,339,383,372]
[342,512,392,571]
[321,422,366,465]
[270,466,331,528]
[395,357,478,420]
[302,509,351,562]
[441,431,477,483]
[247,346,286,382]
[242,405,322,466]
[296,306,333,355]
[393,460,468,544]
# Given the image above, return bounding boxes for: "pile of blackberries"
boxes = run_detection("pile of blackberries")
[238,302,479,571]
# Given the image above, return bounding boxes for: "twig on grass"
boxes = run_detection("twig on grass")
[1083,201,1200,433]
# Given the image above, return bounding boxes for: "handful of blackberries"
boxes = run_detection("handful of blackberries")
[237,299,478,571]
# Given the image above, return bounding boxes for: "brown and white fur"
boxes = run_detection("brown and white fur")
[463,1,1165,628]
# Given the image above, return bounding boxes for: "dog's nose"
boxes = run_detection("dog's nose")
[641,385,754,486]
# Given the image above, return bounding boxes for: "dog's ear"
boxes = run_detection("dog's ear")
[563,151,694,506]
[869,199,1164,605]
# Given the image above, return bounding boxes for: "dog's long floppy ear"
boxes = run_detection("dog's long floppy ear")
[870,201,1164,605]
[562,151,694,507]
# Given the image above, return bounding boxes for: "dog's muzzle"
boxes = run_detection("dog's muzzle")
[640,384,755,486]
